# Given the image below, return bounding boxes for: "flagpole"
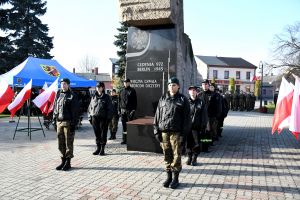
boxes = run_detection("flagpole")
[259,61,264,109]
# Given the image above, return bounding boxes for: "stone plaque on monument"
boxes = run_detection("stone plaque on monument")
[126,26,176,117]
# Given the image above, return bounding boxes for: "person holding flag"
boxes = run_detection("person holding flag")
[52,78,79,171]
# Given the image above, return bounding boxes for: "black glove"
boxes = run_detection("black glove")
[129,110,135,119]
[70,125,75,133]
[88,117,92,125]
[155,133,162,143]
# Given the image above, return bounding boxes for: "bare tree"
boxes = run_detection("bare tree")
[77,55,99,73]
[272,22,300,69]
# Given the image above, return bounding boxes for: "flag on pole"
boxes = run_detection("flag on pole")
[0,79,14,113]
[289,75,300,139]
[271,77,293,134]
[33,78,58,116]
[41,82,48,92]
[8,79,32,117]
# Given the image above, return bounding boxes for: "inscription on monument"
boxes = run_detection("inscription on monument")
[126,26,176,117]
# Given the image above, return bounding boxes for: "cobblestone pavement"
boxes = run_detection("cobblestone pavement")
[0,111,300,200]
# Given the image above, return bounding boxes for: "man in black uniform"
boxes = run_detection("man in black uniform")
[198,80,222,147]
[186,86,208,166]
[53,78,79,171]
[109,89,119,140]
[119,78,137,145]
[88,82,113,155]
[154,77,191,189]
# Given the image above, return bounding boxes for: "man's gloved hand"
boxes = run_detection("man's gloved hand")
[70,125,75,133]
[88,117,92,125]
[129,110,135,119]
[155,133,162,143]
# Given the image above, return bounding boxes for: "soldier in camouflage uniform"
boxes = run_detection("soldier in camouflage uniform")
[53,78,79,171]
[154,77,191,189]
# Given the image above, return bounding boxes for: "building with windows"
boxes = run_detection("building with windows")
[195,56,257,92]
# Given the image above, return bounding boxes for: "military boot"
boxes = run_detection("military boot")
[170,171,179,189]
[99,145,105,156]
[191,154,198,166]
[121,132,127,144]
[56,157,66,170]
[93,144,101,155]
[163,171,172,188]
[62,158,71,171]
[186,153,192,165]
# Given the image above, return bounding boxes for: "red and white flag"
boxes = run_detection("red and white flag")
[33,78,58,116]
[8,79,32,117]
[289,75,300,139]
[272,77,293,134]
[0,79,14,113]
[250,73,257,82]
[41,82,48,93]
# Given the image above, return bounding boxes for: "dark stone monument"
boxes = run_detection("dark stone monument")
[118,0,202,153]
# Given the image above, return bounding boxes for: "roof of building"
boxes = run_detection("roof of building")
[196,55,257,69]
[76,72,111,82]
[109,58,118,65]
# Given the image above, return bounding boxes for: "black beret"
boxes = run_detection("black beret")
[201,79,209,84]
[123,78,131,82]
[168,77,180,85]
[60,78,70,85]
[188,85,198,90]
[96,82,105,88]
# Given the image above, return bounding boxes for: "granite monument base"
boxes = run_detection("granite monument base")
[127,117,162,153]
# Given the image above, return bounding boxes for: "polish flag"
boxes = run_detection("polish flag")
[289,75,300,139]
[250,73,257,82]
[33,78,58,116]
[271,77,293,134]
[0,79,14,113]
[8,79,32,117]
[41,82,48,93]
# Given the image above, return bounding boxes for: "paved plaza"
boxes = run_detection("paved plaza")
[0,111,300,200]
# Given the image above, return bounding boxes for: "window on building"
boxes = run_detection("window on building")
[224,71,229,79]
[236,85,240,92]
[246,71,251,80]
[213,70,218,79]
[223,85,228,92]
[236,71,240,79]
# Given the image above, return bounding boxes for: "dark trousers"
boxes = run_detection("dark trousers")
[91,116,109,145]
[187,130,202,155]
[121,110,134,132]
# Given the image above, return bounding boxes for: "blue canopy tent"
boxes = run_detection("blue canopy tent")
[0,57,96,87]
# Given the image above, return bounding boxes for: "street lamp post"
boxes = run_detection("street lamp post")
[259,61,264,109]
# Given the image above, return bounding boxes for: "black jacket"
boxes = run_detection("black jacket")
[53,89,79,126]
[199,90,222,118]
[153,92,191,136]
[189,96,208,131]
[111,95,119,116]
[119,86,137,112]
[88,92,113,120]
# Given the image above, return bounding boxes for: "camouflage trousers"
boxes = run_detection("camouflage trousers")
[109,115,119,133]
[56,121,74,158]
[161,132,182,172]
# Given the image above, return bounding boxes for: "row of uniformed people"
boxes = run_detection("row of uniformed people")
[225,91,256,111]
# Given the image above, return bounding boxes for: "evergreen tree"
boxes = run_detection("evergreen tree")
[0,0,14,73]
[0,0,53,72]
[113,22,128,80]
